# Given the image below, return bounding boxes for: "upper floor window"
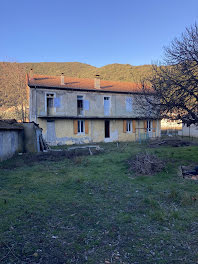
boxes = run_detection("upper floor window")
[104,96,110,116]
[126,97,132,112]
[77,95,84,116]
[46,93,55,115]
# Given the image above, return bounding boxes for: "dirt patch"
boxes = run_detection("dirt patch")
[128,152,165,175]
[0,148,102,169]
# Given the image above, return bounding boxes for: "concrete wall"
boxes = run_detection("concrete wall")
[22,123,42,152]
[30,88,158,122]
[178,124,198,138]
[39,119,161,145]
[0,130,23,161]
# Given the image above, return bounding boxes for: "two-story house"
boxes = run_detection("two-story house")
[28,72,161,145]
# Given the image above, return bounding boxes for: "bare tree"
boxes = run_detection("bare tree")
[141,23,198,125]
[0,62,28,121]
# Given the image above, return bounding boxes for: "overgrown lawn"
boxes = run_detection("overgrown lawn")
[1,142,198,263]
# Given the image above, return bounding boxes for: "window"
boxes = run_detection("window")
[126,121,132,132]
[104,96,110,116]
[147,120,152,131]
[46,93,55,115]
[74,120,89,134]
[126,97,132,112]
[77,95,84,116]
[78,120,84,133]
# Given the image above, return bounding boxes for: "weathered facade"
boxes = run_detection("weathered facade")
[28,74,161,145]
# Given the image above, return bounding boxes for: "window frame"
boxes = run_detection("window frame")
[77,95,84,116]
[77,120,85,134]
[103,96,111,116]
[45,92,56,114]
[125,96,133,112]
[147,120,152,132]
[126,120,132,133]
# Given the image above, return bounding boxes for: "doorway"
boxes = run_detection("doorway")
[47,120,55,143]
[105,120,110,138]
[147,120,153,138]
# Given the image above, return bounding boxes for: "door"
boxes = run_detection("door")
[47,120,56,143]
[105,120,110,138]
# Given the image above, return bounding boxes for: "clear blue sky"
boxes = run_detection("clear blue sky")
[0,0,198,67]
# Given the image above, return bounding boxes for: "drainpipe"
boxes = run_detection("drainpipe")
[35,86,37,124]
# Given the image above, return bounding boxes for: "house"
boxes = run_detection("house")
[28,73,161,145]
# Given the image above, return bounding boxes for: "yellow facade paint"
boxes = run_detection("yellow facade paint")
[36,118,160,145]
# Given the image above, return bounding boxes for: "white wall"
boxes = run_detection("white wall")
[178,124,198,137]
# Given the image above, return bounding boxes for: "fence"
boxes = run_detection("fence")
[161,128,182,137]
[135,128,157,143]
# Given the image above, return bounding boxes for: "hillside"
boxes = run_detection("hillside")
[0,62,153,82]
[0,62,153,120]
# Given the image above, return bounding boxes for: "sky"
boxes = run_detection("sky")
[0,0,198,67]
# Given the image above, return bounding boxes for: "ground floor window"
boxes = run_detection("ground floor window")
[126,121,132,132]
[147,120,152,132]
[123,120,135,133]
[78,120,84,133]
[74,120,89,134]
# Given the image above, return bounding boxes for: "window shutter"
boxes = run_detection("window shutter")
[153,120,156,132]
[73,120,78,134]
[85,120,89,134]
[144,120,147,132]
[126,97,132,112]
[132,120,136,133]
[123,120,127,133]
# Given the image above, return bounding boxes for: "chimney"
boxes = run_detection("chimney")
[61,73,64,85]
[29,68,34,80]
[94,74,100,89]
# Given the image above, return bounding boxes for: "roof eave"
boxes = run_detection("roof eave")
[28,84,153,95]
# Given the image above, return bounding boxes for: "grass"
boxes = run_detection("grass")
[1,141,198,263]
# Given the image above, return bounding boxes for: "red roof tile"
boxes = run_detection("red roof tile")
[28,74,150,93]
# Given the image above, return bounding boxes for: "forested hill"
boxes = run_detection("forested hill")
[11,62,153,82]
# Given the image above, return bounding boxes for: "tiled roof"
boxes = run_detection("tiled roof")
[28,74,150,93]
